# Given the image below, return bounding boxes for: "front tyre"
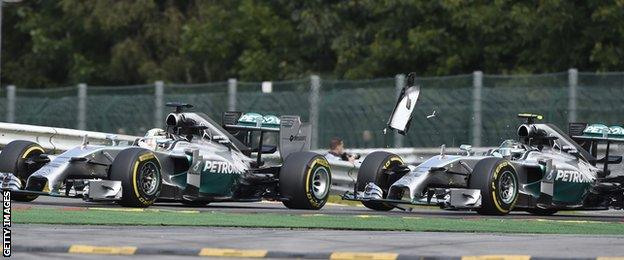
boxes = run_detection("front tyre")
[279,152,331,210]
[356,151,404,211]
[0,140,46,202]
[110,148,162,207]
[469,158,519,215]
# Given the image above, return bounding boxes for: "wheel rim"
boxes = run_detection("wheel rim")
[311,167,330,200]
[498,170,517,204]
[138,161,160,196]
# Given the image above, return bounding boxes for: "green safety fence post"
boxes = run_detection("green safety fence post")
[154,81,164,128]
[6,84,14,123]
[228,78,237,111]
[472,71,483,147]
[394,74,405,147]
[309,75,320,150]
[77,83,87,130]
[568,68,578,123]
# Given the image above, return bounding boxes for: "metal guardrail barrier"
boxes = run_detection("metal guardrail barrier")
[0,122,138,153]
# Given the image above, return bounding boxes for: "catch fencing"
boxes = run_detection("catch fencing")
[2,69,624,149]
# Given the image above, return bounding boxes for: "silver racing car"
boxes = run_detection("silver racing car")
[343,73,624,215]
[0,103,332,209]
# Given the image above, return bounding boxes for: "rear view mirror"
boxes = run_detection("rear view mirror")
[562,145,578,154]
[213,135,230,144]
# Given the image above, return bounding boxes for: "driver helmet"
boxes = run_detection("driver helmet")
[138,128,167,149]
[491,139,526,158]
[145,128,166,138]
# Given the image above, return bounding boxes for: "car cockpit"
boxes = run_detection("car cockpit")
[159,102,249,154]
[489,139,530,160]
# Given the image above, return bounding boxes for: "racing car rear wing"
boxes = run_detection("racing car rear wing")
[222,112,280,132]
[570,122,624,177]
[222,112,311,162]
[570,122,624,143]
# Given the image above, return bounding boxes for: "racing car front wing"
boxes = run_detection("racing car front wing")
[0,172,122,201]
[342,185,482,210]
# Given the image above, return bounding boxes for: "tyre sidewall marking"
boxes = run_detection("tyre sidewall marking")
[132,154,161,206]
[305,157,330,208]
[19,146,45,199]
[132,161,141,201]
[378,156,402,207]
[21,146,44,159]
[491,161,517,213]
[380,156,403,184]
[383,156,403,170]
[139,153,155,162]
[19,146,44,177]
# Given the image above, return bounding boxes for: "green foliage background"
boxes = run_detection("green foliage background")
[2,0,623,88]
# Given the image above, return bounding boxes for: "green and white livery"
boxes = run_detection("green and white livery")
[0,103,332,210]
[343,72,624,216]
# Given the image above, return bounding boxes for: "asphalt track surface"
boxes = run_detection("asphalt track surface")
[12,197,624,259]
[13,225,624,259]
[15,196,624,222]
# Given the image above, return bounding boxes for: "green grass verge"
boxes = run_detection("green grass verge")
[14,208,624,235]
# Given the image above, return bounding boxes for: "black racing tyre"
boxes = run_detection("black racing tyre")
[279,152,331,210]
[469,158,519,215]
[110,148,162,207]
[526,208,558,216]
[356,151,404,211]
[0,140,46,202]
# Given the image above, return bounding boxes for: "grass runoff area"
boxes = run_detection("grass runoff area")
[13,207,624,235]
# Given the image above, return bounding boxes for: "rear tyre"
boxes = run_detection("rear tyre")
[356,151,404,211]
[110,148,162,207]
[526,208,558,216]
[0,140,46,202]
[279,152,331,210]
[469,158,519,215]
